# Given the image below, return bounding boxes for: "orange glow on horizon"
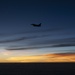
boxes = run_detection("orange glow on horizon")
[0,53,75,62]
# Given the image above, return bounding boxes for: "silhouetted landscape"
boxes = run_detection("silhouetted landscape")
[0,63,75,75]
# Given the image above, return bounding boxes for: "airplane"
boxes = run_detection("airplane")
[31,23,41,27]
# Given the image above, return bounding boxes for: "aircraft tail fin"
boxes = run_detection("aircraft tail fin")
[39,23,41,25]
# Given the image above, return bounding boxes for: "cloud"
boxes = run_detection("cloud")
[28,37,75,46]
[0,27,64,44]
[6,45,53,50]
[6,46,45,50]
[0,32,67,44]
[0,37,26,43]
[6,42,75,51]
[52,43,75,47]
[52,53,75,57]
[0,27,63,37]
[0,35,45,43]
[1,35,75,50]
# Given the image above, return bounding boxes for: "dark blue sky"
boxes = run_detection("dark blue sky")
[0,0,75,58]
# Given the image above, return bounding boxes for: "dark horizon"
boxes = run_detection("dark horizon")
[0,63,75,75]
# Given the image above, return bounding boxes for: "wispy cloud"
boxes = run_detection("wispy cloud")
[0,27,63,37]
[0,35,52,43]
[1,30,75,51]
[28,37,75,46]
[0,27,64,44]
[6,42,75,51]
[0,37,26,43]
[52,43,75,47]
[0,32,69,44]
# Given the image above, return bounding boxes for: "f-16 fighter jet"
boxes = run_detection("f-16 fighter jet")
[31,23,41,27]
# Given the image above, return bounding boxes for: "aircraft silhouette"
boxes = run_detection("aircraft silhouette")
[31,23,41,27]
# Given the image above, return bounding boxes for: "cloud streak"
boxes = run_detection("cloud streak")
[28,37,75,46]
[0,28,64,43]
[0,34,51,43]
[0,27,63,37]
[6,43,75,50]
[0,37,26,43]
[52,43,75,47]
[0,33,68,44]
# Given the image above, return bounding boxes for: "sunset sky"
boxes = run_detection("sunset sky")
[0,0,75,62]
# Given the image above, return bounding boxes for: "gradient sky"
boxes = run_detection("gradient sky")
[0,0,75,60]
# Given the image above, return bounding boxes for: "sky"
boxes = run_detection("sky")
[0,0,75,62]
